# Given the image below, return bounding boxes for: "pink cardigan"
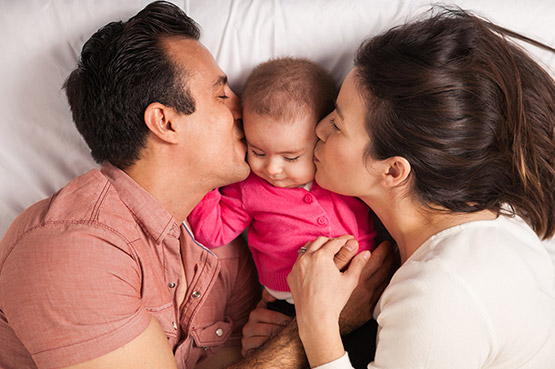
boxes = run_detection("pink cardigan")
[188,173,377,292]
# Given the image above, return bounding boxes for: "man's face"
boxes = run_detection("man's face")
[165,38,249,189]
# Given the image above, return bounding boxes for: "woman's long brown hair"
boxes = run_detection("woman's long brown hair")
[355,8,555,239]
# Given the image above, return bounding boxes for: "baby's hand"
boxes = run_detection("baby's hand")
[241,289,291,357]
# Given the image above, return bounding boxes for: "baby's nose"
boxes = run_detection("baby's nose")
[266,160,282,176]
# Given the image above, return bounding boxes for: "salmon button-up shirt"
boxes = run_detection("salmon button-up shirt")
[0,164,259,369]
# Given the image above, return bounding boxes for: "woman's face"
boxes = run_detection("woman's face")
[314,69,376,197]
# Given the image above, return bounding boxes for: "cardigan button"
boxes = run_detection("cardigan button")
[317,216,328,226]
[192,291,201,298]
[303,194,313,203]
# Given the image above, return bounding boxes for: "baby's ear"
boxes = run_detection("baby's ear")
[144,102,179,144]
[381,156,411,188]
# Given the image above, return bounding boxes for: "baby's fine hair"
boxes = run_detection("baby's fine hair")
[241,57,337,123]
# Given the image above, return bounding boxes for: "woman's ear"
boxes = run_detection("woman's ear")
[144,102,179,144]
[381,156,411,187]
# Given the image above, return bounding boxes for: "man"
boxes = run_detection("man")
[0,2,392,368]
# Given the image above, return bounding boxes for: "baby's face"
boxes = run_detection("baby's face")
[243,109,318,188]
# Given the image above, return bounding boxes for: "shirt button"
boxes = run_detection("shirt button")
[215,328,223,337]
[168,282,176,288]
[192,291,201,298]
[317,217,328,226]
[172,321,178,330]
[303,194,313,203]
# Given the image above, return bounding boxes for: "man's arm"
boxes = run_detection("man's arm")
[227,319,309,369]
[339,240,396,335]
[61,317,177,369]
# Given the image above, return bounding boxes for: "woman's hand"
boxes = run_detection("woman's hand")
[287,235,370,367]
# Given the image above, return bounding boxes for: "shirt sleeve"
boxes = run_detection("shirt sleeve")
[0,224,151,369]
[187,183,252,248]
[369,259,494,369]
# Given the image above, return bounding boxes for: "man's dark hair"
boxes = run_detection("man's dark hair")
[64,1,200,169]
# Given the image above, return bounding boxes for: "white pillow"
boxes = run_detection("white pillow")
[1,0,554,237]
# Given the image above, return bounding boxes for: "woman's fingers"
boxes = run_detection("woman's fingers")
[288,235,369,333]
[302,234,355,256]
[299,236,329,254]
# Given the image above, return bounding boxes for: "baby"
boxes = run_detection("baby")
[188,57,376,314]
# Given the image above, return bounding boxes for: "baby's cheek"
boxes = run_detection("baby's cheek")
[248,161,265,177]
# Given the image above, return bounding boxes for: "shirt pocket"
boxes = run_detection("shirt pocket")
[190,316,233,351]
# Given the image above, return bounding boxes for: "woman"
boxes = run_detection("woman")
[288,9,555,369]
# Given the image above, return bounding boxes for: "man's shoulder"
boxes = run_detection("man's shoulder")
[209,236,251,261]
[1,169,138,259]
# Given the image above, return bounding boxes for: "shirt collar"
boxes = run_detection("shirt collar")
[100,163,178,244]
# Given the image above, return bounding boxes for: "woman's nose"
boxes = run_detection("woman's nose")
[315,114,330,142]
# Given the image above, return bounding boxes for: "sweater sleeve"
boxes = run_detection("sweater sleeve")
[368,259,494,369]
[313,353,354,369]
[187,183,252,248]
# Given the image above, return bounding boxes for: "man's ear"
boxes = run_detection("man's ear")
[144,102,179,144]
[381,156,411,188]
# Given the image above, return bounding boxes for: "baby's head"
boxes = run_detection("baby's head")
[241,57,336,188]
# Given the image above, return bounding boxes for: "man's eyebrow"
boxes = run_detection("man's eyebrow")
[213,75,228,89]
[334,100,344,121]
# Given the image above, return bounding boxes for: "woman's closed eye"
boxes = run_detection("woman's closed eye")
[251,150,265,157]
[329,118,340,131]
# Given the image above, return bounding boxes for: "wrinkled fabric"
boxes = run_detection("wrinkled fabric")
[0,164,259,369]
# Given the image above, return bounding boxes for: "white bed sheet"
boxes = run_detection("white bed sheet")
[1,0,554,239]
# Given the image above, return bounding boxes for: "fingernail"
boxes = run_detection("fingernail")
[345,240,357,251]
[362,251,370,260]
